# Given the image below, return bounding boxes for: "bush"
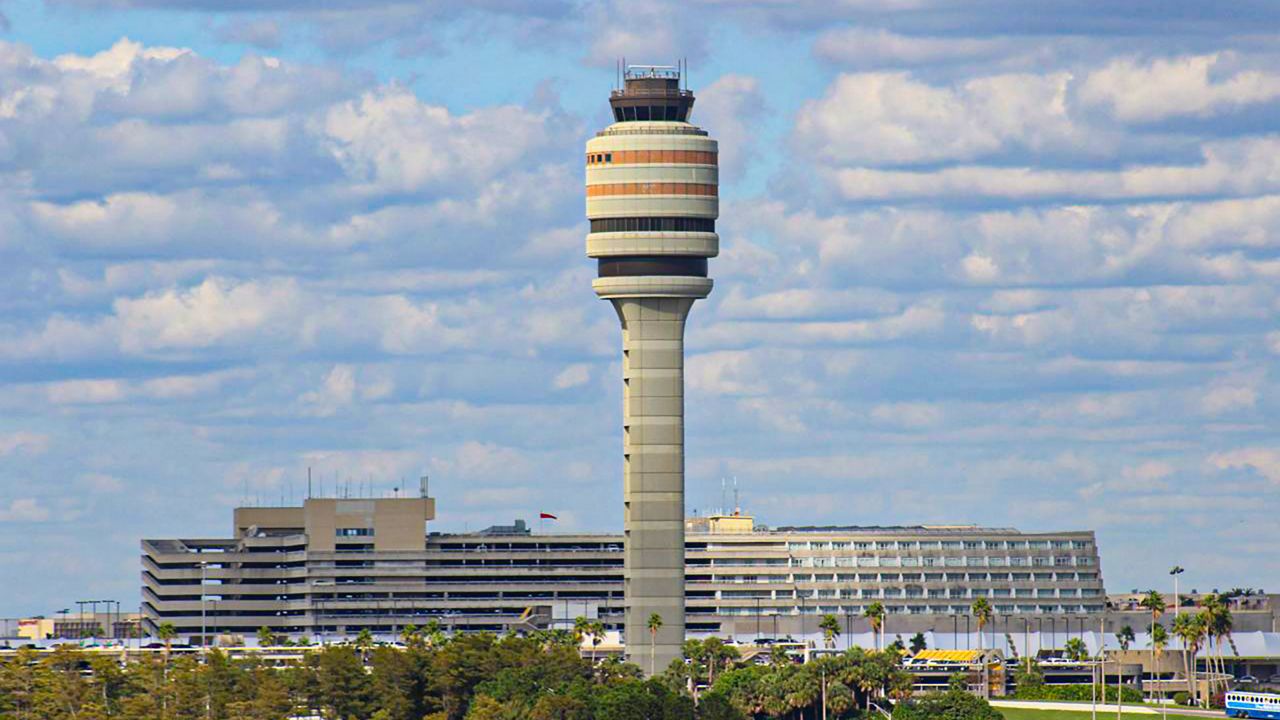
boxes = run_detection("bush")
[1173,691,1190,706]
[1013,683,1143,704]
[892,688,1003,720]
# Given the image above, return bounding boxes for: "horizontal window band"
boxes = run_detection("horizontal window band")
[586,182,717,197]
[587,150,717,166]
[598,256,709,278]
[590,217,716,233]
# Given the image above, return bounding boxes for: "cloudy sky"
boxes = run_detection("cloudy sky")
[1,0,1278,614]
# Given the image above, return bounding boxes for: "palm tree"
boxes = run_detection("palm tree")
[572,616,589,646]
[1064,637,1088,662]
[1171,612,1205,707]
[1139,590,1166,704]
[1202,595,1234,703]
[156,622,177,664]
[1150,623,1169,717]
[355,628,374,663]
[971,597,993,651]
[864,603,886,652]
[819,614,841,650]
[399,624,419,647]
[589,620,605,665]
[647,613,663,676]
[256,626,277,648]
[1117,625,1135,651]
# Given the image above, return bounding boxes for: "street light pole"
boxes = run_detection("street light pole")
[1169,567,1184,617]
[200,560,207,661]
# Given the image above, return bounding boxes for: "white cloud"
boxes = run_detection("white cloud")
[46,379,126,404]
[1200,378,1258,416]
[831,136,1280,201]
[814,28,1017,67]
[301,364,356,416]
[552,363,590,390]
[0,498,51,522]
[318,87,558,195]
[79,472,126,493]
[0,431,50,456]
[1210,448,1280,485]
[870,402,943,428]
[1080,53,1280,122]
[794,70,1083,166]
[693,74,765,180]
[112,277,299,355]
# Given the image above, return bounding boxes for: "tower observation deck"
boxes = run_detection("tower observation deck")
[586,64,717,673]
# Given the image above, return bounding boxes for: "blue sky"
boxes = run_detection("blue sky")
[1,0,1279,615]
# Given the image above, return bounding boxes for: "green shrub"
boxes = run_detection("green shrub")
[892,688,1003,720]
[1013,682,1143,703]
[1173,691,1190,706]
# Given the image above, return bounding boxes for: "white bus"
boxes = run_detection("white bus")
[1225,691,1280,719]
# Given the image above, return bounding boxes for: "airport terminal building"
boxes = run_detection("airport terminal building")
[141,492,1110,641]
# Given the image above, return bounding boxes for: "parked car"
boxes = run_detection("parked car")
[1268,674,1280,684]
[1237,674,1259,684]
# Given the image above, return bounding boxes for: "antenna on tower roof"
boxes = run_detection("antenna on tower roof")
[733,477,740,515]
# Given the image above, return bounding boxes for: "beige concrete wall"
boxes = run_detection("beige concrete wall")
[234,507,304,537]
[304,500,339,551]
[374,498,434,551]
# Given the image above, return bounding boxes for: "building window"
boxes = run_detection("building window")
[589,217,716,234]
[336,528,374,537]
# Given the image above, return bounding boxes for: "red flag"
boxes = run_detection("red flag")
[540,512,558,520]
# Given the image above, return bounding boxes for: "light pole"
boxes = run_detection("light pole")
[199,559,208,660]
[1169,567,1184,616]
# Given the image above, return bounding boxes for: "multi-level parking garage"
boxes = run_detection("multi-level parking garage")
[141,495,1106,642]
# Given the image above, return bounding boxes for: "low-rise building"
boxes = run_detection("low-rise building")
[141,496,1109,642]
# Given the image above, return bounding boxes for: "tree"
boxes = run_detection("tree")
[818,614,841,650]
[1150,623,1169,711]
[970,597,993,651]
[256,626,277,648]
[1064,638,1088,662]
[572,617,589,647]
[647,613,663,677]
[589,620,606,666]
[1138,590,1166,704]
[355,628,376,661]
[909,632,927,655]
[399,624,419,647]
[157,622,178,664]
[315,646,374,719]
[1172,612,1206,707]
[892,685,1002,720]
[863,603,886,652]
[1203,593,1235,701]
[1117,625,1135,651]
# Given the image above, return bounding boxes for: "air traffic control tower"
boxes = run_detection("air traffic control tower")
[585,64,717,673]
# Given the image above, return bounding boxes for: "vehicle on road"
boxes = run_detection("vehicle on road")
[1224,690,1280,718]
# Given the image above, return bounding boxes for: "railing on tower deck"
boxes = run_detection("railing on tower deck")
[625,65,679,80]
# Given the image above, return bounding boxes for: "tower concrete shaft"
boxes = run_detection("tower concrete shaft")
[586,64,717,673]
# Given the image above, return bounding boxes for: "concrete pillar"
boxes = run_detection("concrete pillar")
[612,296,694,673]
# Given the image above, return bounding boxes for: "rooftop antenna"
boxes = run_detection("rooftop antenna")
[307,467,312,500]
[720,478,726,516]
[419,475,429,498]
[733,477,740,515]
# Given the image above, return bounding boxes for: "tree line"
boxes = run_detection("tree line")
[0,622,1006,720]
